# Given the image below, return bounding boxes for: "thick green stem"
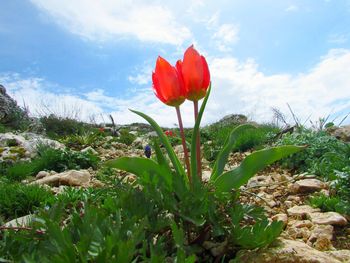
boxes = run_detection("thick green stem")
[176,106,191,183]
[193,100,202,181]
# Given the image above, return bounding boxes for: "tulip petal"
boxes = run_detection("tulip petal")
[201,56,210,90]
[181,45,210,101]
[152,56,185,106]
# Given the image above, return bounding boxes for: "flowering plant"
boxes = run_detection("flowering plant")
[107,45,303,194]
[103,46,307,257]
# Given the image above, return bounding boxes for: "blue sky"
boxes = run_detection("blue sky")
[1,0,350,126]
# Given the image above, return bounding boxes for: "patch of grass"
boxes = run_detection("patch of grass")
[40,114,94,139]
[5,146,100,181]
[0,182,53,221]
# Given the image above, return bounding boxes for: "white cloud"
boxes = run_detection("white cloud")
[0,73,104,122]
[128,64,153,86]
[285,5,299,12]
[208,49,350,125]
[212,24,239,51]
[1,48,350,127]
[30,0,192,45]
[328,33,348,44]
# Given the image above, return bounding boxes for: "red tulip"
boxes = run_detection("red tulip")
[176,45,210,101]
[165,130,174,137]
[152,56,186,107]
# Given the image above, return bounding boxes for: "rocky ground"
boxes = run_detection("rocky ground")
[1,130,350,263]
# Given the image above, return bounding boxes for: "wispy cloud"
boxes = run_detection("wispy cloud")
[128,64,153,86]
[212,24,239,52]
[285,5,299,12]
[328,33,348,44]
[30,0,192,45]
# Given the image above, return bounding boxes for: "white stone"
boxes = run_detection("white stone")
[3,214,34,228]
[271,213,288,226]
[31,170,93,187]
[292,179,325,193]
[236,238,342,263]
[309,212,348,226]
[36,171,50,179]
[287,205,320,217]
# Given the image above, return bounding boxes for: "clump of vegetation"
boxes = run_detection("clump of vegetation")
[308,193,349,215]
[60,129,106,150]
[4,146,100,181]
[40,114,94,139]
[203,123,279,162]
[0,171,284,261]
[276,128,350,180]
[0,182,53,221]
[308,167,350,216]
[117,129,136,146]
[1,107,31,132]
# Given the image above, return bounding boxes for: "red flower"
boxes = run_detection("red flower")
[152,56,186,107]
[99,127,105,132]
[165,130,174,137]
[176,45,210,101]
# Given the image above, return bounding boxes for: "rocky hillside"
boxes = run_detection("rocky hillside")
[0,89,349,262]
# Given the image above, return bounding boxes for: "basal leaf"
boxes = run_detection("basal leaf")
[211,124,256,181]
[214,145,305,193]
[105,157,172,187]
[130,110,187,185]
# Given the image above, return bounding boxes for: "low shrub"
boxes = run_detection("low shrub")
[5,146,100,181]
[40,114,94,139]
[276,128,350,179]
[308,167,350,216]
[0,182,53,221]
[117,129,136,146]
[308,193,349,215]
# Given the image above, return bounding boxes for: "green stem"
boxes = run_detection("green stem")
[193,100,202,181]
[176,106,191,184]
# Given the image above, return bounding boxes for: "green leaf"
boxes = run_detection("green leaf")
[232,219,283,249]
[214,145,305,192]
[190,84,211,184]
[153,140,172,173]
[130,110,187,186]
[105,157,172,187]
[211,124,257,181]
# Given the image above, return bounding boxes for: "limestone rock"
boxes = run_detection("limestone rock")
[292,179,325,193]
[235,238,342,263]
[326,250,350,262]
[307,224,334,251]
[329,125,350,142]
[271,213,288,227]
[287,205,320,217]
[81,146,98,155]
[202,170,211,182]
[36,171,50,179]
[309,212,348,226]
[3,214,34,228]
[289,220,313,229]
[216,114,248,126]
[0,85,28,125]
[0,132,64,159]
[30,170,98,187]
